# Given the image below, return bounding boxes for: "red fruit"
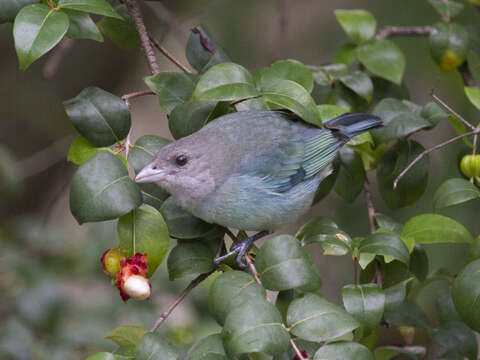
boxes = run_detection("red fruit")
[293,350,308,360]
[116,253,151,302]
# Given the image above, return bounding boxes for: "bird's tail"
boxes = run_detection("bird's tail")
[324,113,383,140]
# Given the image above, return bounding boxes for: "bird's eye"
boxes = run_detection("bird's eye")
[152,165,157,170]
[175,154,188,166]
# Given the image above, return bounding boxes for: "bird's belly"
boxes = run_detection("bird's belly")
[191,174,321,231]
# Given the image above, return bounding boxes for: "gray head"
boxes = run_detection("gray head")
[134,133,218,208]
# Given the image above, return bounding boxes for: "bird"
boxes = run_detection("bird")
[135,110,382,266]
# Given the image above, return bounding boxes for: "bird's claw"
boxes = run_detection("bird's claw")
[214,237,254,268]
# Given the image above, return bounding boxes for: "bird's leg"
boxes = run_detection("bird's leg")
[214,230,271,268]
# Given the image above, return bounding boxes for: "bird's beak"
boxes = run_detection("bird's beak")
[135,165,165,183]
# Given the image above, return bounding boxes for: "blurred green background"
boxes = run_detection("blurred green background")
[1,0,480,359]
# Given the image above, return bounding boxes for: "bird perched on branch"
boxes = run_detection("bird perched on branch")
[135,110,382,266]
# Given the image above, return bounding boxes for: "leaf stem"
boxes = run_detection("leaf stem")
[44,0,55,10]
[122,90,155,108]
[149,35,192,73]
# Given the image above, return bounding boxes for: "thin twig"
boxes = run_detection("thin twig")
[376,25,432,39]
[150,270,214,332]
[282,324,308,360]
[149,35,192,73]
[394,128,480,188]
[122,90,155,108]
[431,91,476,130]
[124,0,160,75]
[363,180,376,235]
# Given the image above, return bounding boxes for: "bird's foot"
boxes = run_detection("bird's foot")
[214,230,270,268]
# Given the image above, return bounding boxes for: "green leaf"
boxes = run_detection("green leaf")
[97,4,139,50]
[67,136,109,165]
[208,271,266,325]
[260,79,322,126]
[428,0,464,19]
[69,152,142,224]
[160,197,216,239]
[384,301,430,328]
[314,341,374,360]
[372,99,444,144]
[105,325,149,347]
[410,244,428,282]
[167,241,213,280]
[185,333,227,360]
[402,213,473,244]
[274,339,319,360]
[465,86,480,110]
[467,235,480,262]
[258,59,314,93]
[447,115,473,148]
[86,353,118,360]
[117,204,169,277]
[287,293,360,342]
[359,233,410,265]
[222,299,290,356]
[384,278,412,312]
[357,39,405,85]
[64,87,131,147]
[431,322,477,360]
[136,333,179,360]
[13,4,70,71]
[374,346,426,360]
[452,259,480,331]
[64,9,103,41]
[429,22,469,72]
[312,164,338,204]
[186,25,230,73]
[342,284,385,331]
[317,104,348,122]
[334,9,376,44]
[296,217,352,256]
[255,235,322,291]
[0,0,37,23]
[168,102,217,139]
[436,287,462,325]
[192,62,258,102]
[335,43,357,65]
[376,140,428,209]
[129,135,170,210]
[434,178,480,209]
[58,0,121,19]
[374,213,403,233]
[334,147,365,203]
[338,71,373,102]
[144,73,197,115]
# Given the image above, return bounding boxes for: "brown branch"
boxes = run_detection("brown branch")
[363,180,376,234]
[394,128,480,189]
[149,35,192,73]
[122,90,155,108]
[124,0,160,75]
[150,270,214,332]
[376,25,432,40]
[431,91,476,130]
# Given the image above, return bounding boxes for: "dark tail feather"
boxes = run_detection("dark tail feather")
[324,113,383,140]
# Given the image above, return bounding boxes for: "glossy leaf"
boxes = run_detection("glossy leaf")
[258,59,314,93]
[64,87,131,147]
[192,62,258,102]
[208,271,266,325]
[447,115,473,148]
[342,284,385,331]
[384,278,412,312]
[402,213,473,244]
[359,233,409,265]
[144,73,197,115]
[67,136,126,166]
[185,333,227,360]
[436,287,461,325]
[428,0,464,19]
[339,71,373,102]
[222,299,290,356]
[169,102,217,139]
[377,140,428,209]
[13,4,70,71]
[429,22,469,72]
[287,293,360,342]
[410,244,428,282]
[296,216,352,255]
[255,235,321,291]
[357,39,405,85]
[260,79,322,126]
[384,301,430,328]
[312,164,339,204]
[314,341,374,360]
[136,333,178,360]
[97,4,139,50]
[64,9,103,41]
[335,9,376,44]
[160,197,216,239]
[452,259,480,331]
[57,0,121,18]
[86,353,118,360]
[69,152,142,224]
[167,241,213,280]
[317,104,348,122]
[374,213,403,233]
[431,322,477,360]
[334,147,365,203]
[335,43,358,64]
[117,204,169,277]
[105,325,149,347]
[434,178,479,209]
[374,346,426,360]
[465,86,480,110]
[0,0,37,23]
[186,25,230,73]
